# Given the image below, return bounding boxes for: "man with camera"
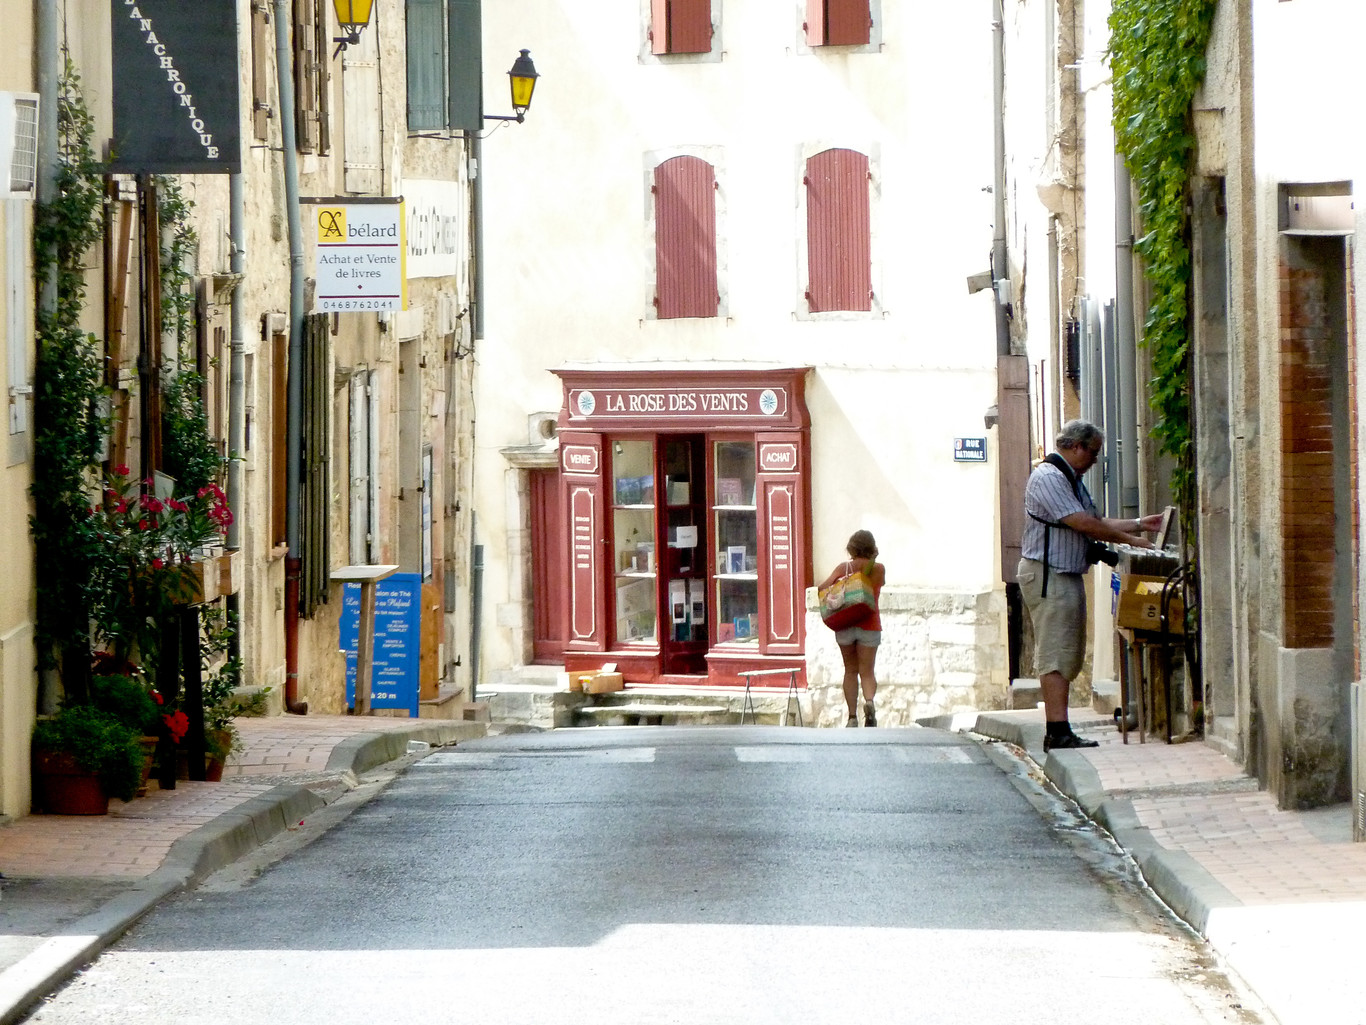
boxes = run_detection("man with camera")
[1019,420,1165,751]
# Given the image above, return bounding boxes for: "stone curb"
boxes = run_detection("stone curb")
[325,720,485,774]
[0,722,484,1025]
[968,712,1242,938]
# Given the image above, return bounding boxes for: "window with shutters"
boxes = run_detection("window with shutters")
[650,0,713,55]
[406,0,483,132]
[294,0,330,154]
[250,0,273,141]
[343,27,383,193]
[803,0,875,49]
[653,155,719,321]
[803,148,873,314]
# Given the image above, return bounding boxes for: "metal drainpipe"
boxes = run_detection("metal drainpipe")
[467,129,484,342]
[274,0,308,713]
[469,535,482,704]
[991,0,1010,358]
[1114,155,1140,520]
[35,0,59,713]
[226,174,245,674]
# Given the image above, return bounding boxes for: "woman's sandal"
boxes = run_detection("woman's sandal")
[863,703,877,728]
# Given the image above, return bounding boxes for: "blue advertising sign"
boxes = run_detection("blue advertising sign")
[953,437,988,463]
[340,573,422,716]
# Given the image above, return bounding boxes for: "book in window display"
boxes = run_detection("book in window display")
[727,546,747,574]
[716,477,743,506]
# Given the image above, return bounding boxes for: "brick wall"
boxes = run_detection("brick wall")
[1279,254,1336,648]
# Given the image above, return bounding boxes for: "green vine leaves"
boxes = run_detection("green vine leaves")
[1108,0,1216,507]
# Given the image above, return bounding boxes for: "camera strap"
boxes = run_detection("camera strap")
[1027,453,1088,598]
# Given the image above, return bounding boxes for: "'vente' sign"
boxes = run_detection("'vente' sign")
[110,0,241,174]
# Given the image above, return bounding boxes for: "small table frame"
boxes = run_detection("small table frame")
[737,668,804,726]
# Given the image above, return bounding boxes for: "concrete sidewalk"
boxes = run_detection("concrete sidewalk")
[966,707,1366,1025]
[0,715,485,1025]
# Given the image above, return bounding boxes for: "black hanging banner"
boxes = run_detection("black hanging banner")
[110,0,242,174]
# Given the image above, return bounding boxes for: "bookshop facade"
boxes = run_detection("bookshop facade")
[553,366,812,685]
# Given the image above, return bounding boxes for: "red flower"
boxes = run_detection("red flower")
[152,691,164,706]
[163,710,190,743]
[114,464,130,476]
[150,557,165,570]
[138,519,150,531]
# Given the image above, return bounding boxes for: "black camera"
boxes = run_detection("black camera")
[1086,539,1119,567]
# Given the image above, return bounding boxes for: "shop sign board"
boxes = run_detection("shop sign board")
[340,573,421,716]
[766,483,797,643]
[110,0,241,173]
[570,486,598,640]
[404,178,465,279]
[569,386,787,424]
[312,201,407,312]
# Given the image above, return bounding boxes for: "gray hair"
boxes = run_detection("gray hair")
[1056,419,1103,451]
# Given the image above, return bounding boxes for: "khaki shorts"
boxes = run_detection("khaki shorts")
[1016,558,1086,681]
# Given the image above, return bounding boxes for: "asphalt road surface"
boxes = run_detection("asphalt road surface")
[25,727,1262,1025]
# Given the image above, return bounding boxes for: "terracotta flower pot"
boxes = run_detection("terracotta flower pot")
[33,750,110,815]
[136,736,159,797]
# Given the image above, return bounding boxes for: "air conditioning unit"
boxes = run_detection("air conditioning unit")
[1353,682,1365,842]
[0,93,39,200]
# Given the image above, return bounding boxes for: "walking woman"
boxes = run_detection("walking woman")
[817,530,885,726]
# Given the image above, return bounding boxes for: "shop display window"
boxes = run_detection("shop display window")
[611,439,657,643]
[713,440,758,646]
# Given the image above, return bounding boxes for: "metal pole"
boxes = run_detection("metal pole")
[226,174,245,670]
[275,0,309,712]
[1114,156,1141,520]
[991,0,1010,358]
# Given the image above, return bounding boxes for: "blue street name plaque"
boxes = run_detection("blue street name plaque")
[953,437,988,463]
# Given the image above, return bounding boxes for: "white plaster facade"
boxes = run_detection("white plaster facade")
[475,0,1011,713]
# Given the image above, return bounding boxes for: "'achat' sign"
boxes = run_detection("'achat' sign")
[110,0,241,174]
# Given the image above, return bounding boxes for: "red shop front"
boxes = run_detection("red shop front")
[553,366,812,686]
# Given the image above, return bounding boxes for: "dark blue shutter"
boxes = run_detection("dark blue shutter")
[407,0,446,130]
[447,0,482,131]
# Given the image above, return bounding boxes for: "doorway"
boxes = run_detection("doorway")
[530,468,567,663]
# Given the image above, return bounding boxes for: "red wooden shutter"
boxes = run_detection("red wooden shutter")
[531,468,568,663]
[650,0,670,54]
[669,0,713,54]
[804,0,825,45]
[805,148,871,312]
[825,0,871,46]
[654,156,719,320]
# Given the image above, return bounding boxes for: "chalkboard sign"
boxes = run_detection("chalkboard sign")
[340,573,422,716]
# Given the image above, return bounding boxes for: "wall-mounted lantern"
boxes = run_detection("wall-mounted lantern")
[485,50,540,123]
[332,0,375,54]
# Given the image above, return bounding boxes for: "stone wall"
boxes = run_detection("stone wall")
[804,587,1008,727]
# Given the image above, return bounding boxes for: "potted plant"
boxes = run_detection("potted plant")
[89,671,162,795]
[32,705,143,814]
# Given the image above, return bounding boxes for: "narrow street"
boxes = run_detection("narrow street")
[23,728,1259,1025]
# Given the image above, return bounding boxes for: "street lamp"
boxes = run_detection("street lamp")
[486,50,540,123]
[332,0,375,54]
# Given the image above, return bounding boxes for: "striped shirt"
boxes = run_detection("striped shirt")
[1021,459,1095,573]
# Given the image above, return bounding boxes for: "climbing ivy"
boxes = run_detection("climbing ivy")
[1109,0,1216,517]
[31,62,108,672]
[156,177,222,496]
